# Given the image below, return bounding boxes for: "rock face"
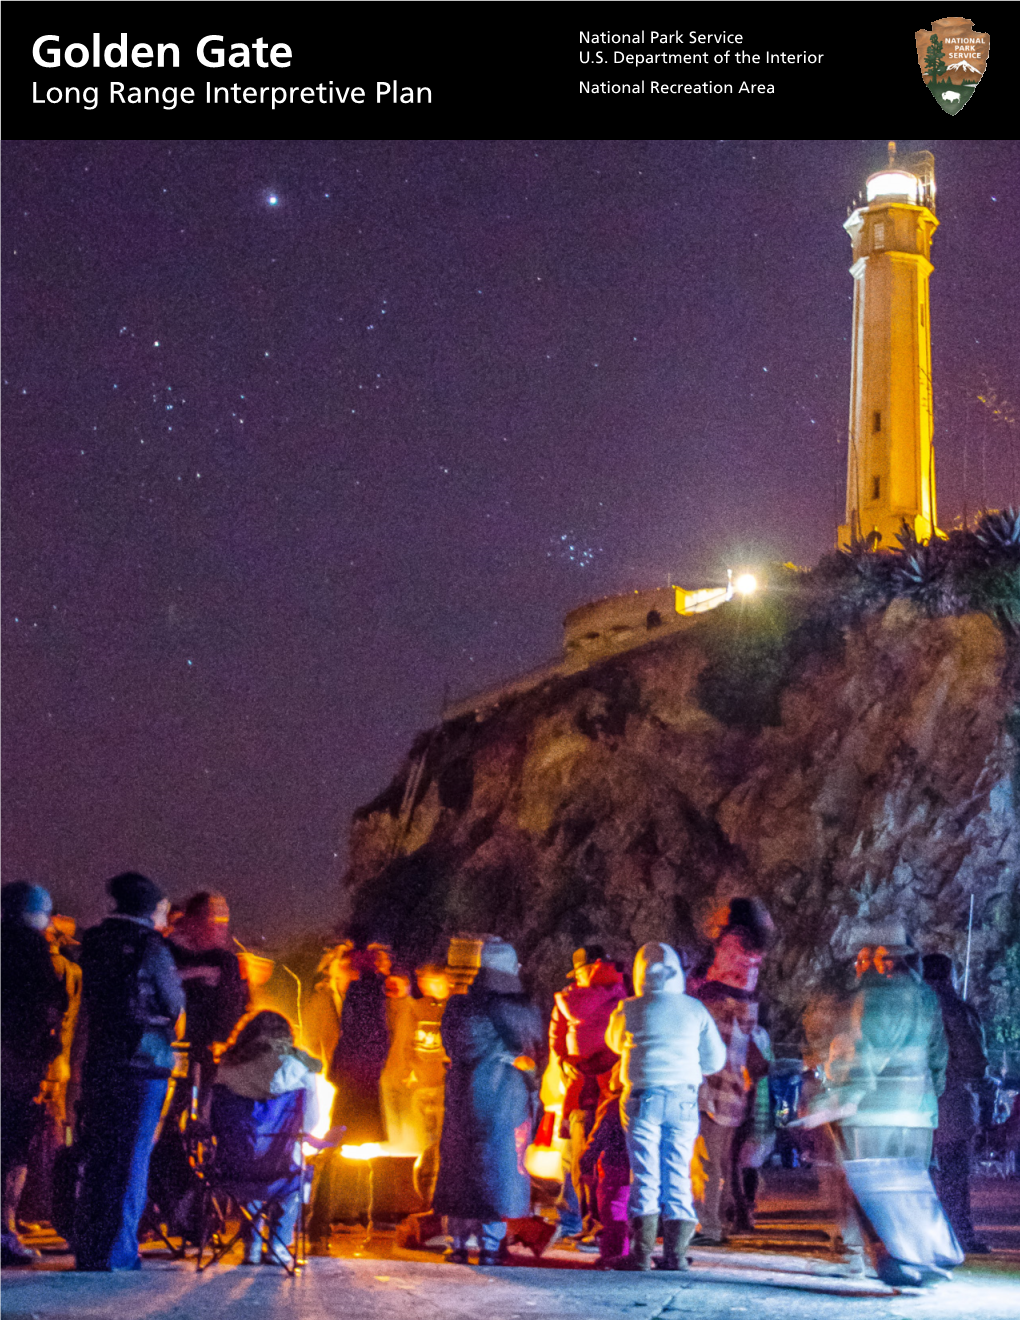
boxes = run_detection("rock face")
[342,594,1019,1037]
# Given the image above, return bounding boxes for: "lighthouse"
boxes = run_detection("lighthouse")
[838,144,939,549]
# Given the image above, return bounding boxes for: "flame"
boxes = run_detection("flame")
[307,1074,397,1159]
[341,1142,384,1161]
[303,1073,336,1155]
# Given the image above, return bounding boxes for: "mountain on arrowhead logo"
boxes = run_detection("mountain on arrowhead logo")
[916,16,989,115]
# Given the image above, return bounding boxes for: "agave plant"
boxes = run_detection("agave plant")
[892,541,953,611]
[974,508,1020,561]
[894,520,926,555]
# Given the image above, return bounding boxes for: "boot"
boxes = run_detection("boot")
[610,1215,657,1271]
[654,1219,696,1271]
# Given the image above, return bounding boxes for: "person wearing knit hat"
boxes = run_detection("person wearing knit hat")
[107,871,165,919]
[73,873,185,1271]
[434,937,543,1264]
[1,883,67,1266]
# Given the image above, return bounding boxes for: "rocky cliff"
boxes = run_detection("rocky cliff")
[342,576,1019,1039]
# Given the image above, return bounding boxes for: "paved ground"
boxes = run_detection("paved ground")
[4,1176,1018,1320]
[3,1243,1019,1320]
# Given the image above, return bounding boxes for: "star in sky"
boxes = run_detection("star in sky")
[2,138,1016,943]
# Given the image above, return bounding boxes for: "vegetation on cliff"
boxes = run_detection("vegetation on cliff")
[342,511,1019,1044]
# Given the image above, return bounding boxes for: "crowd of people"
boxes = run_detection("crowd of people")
[1,873,1015,1287]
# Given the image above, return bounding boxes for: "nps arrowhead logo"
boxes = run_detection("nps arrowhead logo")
[916,16,989,115]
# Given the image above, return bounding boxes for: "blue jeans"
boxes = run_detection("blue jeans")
[555,1138,583,1234]
[244,1183,301,1263]
[622,1085,700,1220]
[74,1074,170,1270]
[447,1217,507,1253]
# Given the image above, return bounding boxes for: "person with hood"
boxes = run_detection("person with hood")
[693,897,774,1244]
[214,1010,339,1265]
[1,882,68,1266]
[549,945,626,1244]
[433,937,543,1265]
[922,952,992,1254]
[73,872,186,1271]
[605,942,726,1272]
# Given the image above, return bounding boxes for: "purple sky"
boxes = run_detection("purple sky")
[3,139,1017,944]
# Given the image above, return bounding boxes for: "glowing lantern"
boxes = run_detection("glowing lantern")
[865,170,919,203]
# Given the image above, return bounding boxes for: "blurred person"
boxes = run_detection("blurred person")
[549,945,626,1247]
[379,968,414,1152]
[404,964,451,1209]
[303,941,354,1070]
[306,943,392,1245]
[923,952,993,1254]
[327,945,391,1145]
[148,892,248,1240]
[302,942,356,1247]
[813,921,954,1287]
[693,897,774,1244]
[384,969,412,999]
[169,892,248,1092]
[605,942,726,1271]
[73,873,185,1271]
[434,937,542,1265]
[1,883,67,1266]
[19,914,83,1231]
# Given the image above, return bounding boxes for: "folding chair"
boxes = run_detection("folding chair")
[196,1084,308,1275]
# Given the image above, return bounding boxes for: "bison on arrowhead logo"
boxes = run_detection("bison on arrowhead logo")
[916,16,989,115]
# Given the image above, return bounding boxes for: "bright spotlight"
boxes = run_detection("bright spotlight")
[734,573,758,596]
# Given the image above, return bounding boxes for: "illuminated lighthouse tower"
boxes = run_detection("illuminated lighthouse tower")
[838,144,939,549]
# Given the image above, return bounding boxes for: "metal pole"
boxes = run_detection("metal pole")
[962,894,975,1000]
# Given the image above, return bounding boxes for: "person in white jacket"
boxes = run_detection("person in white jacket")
[605,942,726,1271]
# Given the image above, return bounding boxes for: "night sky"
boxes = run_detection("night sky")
[3,139,1017,944]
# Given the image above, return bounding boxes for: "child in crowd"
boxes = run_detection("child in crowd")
[578,1061,630,1267]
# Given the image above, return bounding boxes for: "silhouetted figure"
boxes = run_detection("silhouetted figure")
[328,945,391,1145]
[923,952,992,1254]
[1,883,67,1266]
[73,873,184,1271]
[170,891,248,1097]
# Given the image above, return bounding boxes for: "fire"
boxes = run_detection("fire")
[341,1143,384,1161]
[305,1073,335,1151]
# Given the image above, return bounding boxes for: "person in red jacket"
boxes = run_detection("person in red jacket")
[549,946,626,1245]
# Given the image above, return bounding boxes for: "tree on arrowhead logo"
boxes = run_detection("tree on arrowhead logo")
[916,16,989,115]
